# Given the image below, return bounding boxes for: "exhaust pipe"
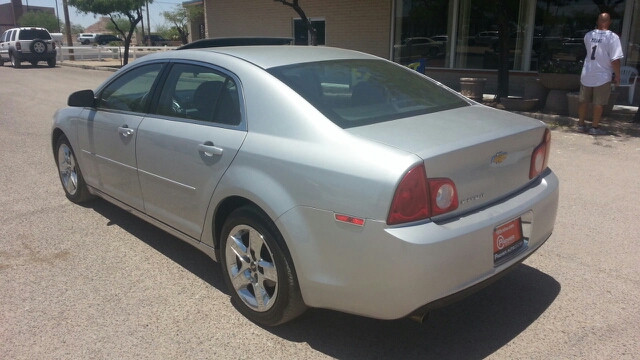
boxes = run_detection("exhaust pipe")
[409,311,430,324]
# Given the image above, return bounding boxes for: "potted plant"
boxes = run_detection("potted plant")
[538,59,583,90]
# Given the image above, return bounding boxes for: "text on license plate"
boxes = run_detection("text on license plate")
[493,217,524,263]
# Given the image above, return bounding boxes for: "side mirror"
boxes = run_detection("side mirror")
[68,89,96,108]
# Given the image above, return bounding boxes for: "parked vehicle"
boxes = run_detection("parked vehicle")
[144,34,172,46]
[77,33,98,45]
[95,34,123,45]
[51,46,559,326]
[394,37,444,61]
[0,27,57,68]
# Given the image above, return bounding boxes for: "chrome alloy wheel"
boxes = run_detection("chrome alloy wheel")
[225,224,279,312]
[57,143,79,196]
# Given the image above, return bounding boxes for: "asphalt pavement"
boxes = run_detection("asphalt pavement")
[1,64,639,359]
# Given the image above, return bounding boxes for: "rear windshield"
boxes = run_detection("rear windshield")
[267,59,468,128]
[18,29,51,40]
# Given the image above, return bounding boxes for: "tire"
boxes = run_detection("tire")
[10,53,20,68]
[55,135,93,203]
[30,39,47,54]
[47,57,56,67]
[82,40,89,45]
[31,61,38,67]
[0,58,4,66]
[220,206,306,326]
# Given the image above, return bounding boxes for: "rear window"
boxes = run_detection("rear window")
[267,59,468,128]
[18,29,51,40]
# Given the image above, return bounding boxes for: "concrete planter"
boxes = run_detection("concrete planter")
[524,77,548,109]
[460,78,487,102]
[567,91,619,119]
[500,97,538,111]
[544,89,570,114]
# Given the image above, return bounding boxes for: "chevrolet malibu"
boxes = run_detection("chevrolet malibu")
[51,46,559,326]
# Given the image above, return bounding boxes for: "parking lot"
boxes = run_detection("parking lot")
[1,64,639,359]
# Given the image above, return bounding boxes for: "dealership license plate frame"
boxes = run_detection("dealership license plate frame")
[493,217,525,265]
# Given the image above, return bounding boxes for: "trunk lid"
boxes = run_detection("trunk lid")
[346,105,547,215]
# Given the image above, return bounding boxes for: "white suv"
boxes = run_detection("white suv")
[0,27,57,68]
[76,33,98,45]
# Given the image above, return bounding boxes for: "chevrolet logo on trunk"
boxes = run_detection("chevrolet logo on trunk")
[491,151,508,164]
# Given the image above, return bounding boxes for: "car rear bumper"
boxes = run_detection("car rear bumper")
[15,51,56,61]
[276,169,559,320]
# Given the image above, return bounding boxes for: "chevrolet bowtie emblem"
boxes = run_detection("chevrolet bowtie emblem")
[491,151,508,164]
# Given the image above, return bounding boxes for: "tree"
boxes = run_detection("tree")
[273,0,317,46]
[63,23,85,36]
[161,5,203,45]
[106,17,137,36]
[17,11,60,32]
[68,0,150,65]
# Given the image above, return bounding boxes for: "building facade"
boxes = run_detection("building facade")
[201,0,640,94]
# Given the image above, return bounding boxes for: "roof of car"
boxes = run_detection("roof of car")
[177,37,294,50]
[144,45,379,69]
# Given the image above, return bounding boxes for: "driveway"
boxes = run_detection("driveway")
[0,64,638,359]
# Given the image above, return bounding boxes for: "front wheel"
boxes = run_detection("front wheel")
[220,206,306,326]
[55,135,93,203]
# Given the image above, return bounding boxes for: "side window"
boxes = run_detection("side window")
[0,32,7,43]
[154,63,241,126]
[98,63,163,113]
[10,30,16,41]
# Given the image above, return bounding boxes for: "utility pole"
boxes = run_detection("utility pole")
[146,0,151,45]
[62,0,74,60]
[140,6,145,46]
[54,0,61,32]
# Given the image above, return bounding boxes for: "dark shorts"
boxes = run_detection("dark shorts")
[579,82,612,105]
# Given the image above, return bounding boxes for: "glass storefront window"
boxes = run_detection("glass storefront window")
[393,0,629,72]
[534,0,626,71]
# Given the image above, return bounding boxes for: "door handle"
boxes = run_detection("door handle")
[118,125,134,137]
[198,143,223,157]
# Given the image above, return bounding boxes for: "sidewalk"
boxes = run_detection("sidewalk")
[58,59,640,137]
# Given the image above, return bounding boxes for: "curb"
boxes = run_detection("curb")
[58,61,120,72]
[514,109,640,137]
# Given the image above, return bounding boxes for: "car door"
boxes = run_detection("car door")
[136,62,246,240]
[0,30,11,61]
[77,63,164,211]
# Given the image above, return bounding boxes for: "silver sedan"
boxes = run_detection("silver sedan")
[51,46,559,326]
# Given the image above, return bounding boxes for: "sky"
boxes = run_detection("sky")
[2,0,187,32]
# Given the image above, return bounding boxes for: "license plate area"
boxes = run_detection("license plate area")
[493,217,524,265]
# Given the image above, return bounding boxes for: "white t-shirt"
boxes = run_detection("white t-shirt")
[581,29,624,87]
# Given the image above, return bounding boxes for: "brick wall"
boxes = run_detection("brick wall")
[204,0,392,58]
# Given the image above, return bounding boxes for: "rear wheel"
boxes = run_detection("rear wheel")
[55,135,93,203]
[220,206,306,326]
[31,61,38,67]
[10,53,21,68]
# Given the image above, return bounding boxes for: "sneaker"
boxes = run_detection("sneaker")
[577,125,587,133]
[588,127,607,135]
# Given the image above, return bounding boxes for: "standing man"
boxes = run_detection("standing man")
[578,12,624,135]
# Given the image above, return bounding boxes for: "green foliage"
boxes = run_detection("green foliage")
[106,16,137,35]
[539,59,584,74]
[155,24,180,41]
[161,5,202,44]
[68,0,148,16]
[17,11,60,32]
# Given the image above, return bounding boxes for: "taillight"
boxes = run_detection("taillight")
[52,42,56,49]
[387,164,458,225]
[16,42,21,50]
[529,128,551,179]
